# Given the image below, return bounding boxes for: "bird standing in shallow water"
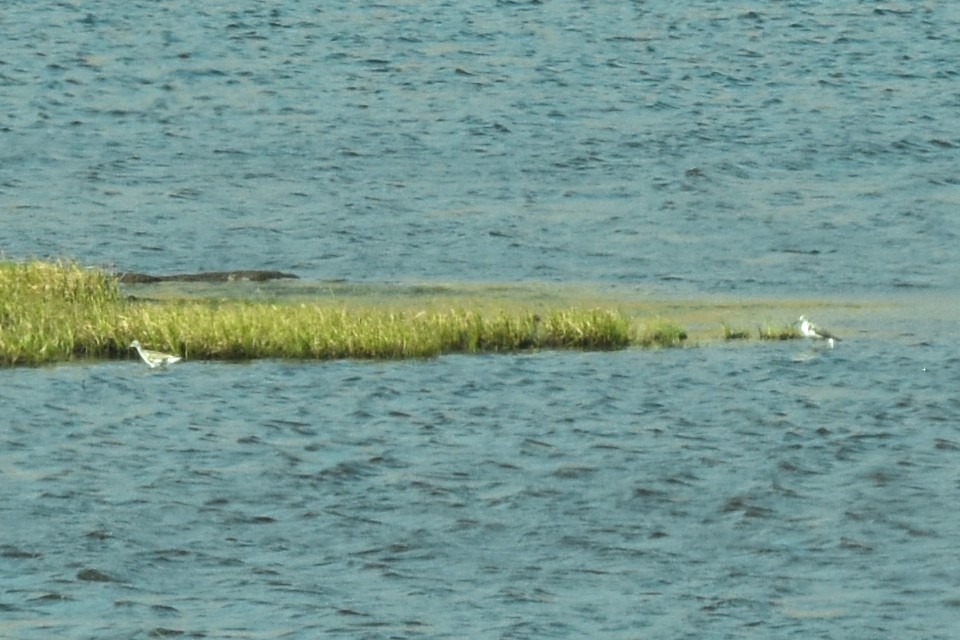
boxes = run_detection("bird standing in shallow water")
[798,316,841,348]
[130,340,182,368]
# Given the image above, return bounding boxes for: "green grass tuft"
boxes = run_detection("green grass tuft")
[637,319,688,348]
[758,322,800,340]
[721,323,751,340]
[0,260,125,365]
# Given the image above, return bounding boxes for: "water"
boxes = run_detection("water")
[2,336,959,638]
[2,2,960,637]
[2,2,959,292]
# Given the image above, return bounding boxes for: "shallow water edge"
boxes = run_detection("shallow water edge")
[122,277,918,345]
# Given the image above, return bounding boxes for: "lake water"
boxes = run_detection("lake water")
[3,1,959,292]
[3,335,959,639]
[2,2,959,638]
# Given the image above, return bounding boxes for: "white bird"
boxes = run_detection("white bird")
[130,340,182,368]
[798,316,841,348]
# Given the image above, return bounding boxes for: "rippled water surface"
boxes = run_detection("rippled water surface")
[3,334,959,638]
[2,1,959,292]
[3,2,960,638]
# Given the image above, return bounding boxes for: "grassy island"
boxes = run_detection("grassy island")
[9,260,888,367]
[2,260,703,366]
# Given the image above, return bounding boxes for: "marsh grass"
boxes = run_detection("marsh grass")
[721,323,751,340]
[758,322,801,341]
[724,321,799,341]
[0,260,125,365]
[9,261,849,366]
[120,303,634,361]
[637,319,688,347]
[0,261,642,366]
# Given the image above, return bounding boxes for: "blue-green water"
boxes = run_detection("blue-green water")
[2,2,960,638]
[2,1,958,292]
[3,336,958,638]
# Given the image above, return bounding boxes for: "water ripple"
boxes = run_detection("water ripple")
[1,337,958,637]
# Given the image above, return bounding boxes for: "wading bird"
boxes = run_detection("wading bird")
[798,316,841,348]
[130,340,182,368]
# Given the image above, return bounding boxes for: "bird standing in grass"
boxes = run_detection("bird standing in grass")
[130,340,182,368]
[798,316,841,348]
